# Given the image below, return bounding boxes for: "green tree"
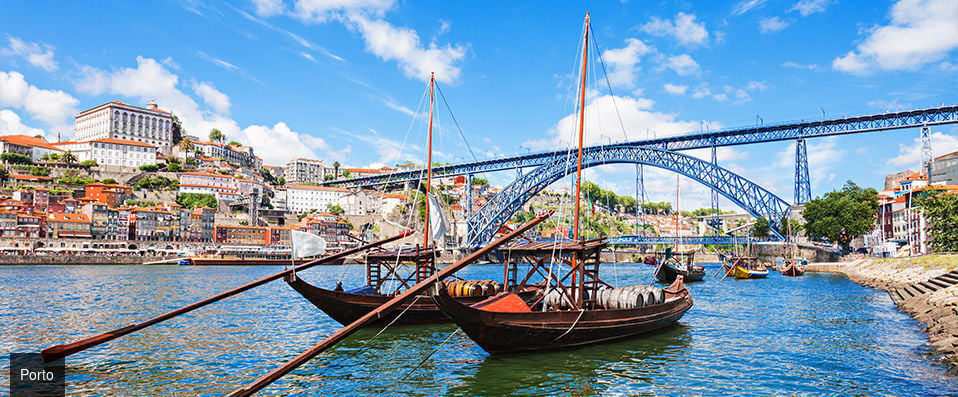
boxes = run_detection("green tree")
[341,169,351,178]
[47,153,60,162]
[179,138,194,153]
[472,177,489,186]
[0,153,33,165]
[176,193,218,210]
[752,217,770,236]
[917,192,958,252]
[333,161,340,179]
[62,151,78,164]
[0,166,7,181]
[167,163,183,172]
[171,114,184,144]
[228,141,242,146]
[327,204,345,215]
[102,178,116,184]
[79,159,98,167]
[139,164,160,172]
[209,128,225,142]
[185,157,197,166]
[803,181,878,253]
[277,176,286,185]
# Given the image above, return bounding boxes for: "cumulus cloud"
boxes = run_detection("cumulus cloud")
[888,131,958,167]
[663,83,688,95]
[345,13,467,84]
[663,54,700,76]
[641,12,709,46]
[0,109,46,137]
[192,81,231,115]
[0,70,78,133]
[2,36,57,71]
[252,0,285,16]
[689,81,766,104]
[759,17,790,34]
[833,0,958,74]
[292,0,394,22]
[601,38,653,88]
[790,0,832,16]
[239,122,348,164]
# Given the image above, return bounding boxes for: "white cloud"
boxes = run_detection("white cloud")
[732,0,767,15]
[774,137,844,189]
[345,13,467,84]
[339,127,421,166]
[601,38,653,88]
[888,131,958,167]
[688,81,765,104]
[239,122,347,164]
[759,17,790,33]
[745,81,768,91]
[833,0,958,73]
[292,0,394,23]
[663,83,688,95]
[2,36,57,71]
[663,54,700,76]
[192,81,231,115]
[641,12,709,46]
[790,0,832,16]
[782,61,819,70]
[252,0,285,16]
[0,109,46,137]
[0,70,78,133]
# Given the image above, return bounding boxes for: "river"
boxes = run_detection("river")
[1,263,956,395]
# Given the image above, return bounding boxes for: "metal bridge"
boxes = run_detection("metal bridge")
[320,105,958,247]
[604,235,779,245]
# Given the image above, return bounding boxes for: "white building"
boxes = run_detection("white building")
[286,185,350,213]
[74,100,174,154]
[188,141,262,169]
[179,171,263,197]
[52,138,157,169]
[285,158,327,184]
[0,135,63,162]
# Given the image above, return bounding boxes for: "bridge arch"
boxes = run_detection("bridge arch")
[466,146,791,246]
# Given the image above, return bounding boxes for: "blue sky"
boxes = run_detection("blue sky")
[1,0,956,210]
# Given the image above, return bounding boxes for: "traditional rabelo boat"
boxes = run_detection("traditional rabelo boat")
[430,13,693,355]
[780,257,806,277]
[722,256,769,279]
[284,73,533,326]
[652,250,706,283]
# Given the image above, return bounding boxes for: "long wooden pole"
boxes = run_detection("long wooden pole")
[227,211,553,397]
[40,231,414,363]
[423,73,435,249]
[571,13,589,307]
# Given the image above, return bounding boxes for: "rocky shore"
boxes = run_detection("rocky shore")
[807,255,958,367]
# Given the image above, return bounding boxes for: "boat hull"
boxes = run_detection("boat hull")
[287,275,537,326]
[781,263,805,277]
[729,265,768,279]
[432,279,693,354]
[655,263,706,283]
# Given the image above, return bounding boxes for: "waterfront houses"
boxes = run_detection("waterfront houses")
[46,213,92,239]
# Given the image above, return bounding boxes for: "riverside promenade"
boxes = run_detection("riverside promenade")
[807,255,958,367]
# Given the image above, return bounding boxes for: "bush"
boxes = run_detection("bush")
[167,163,183,172]
[29,166,50,176]
[59,175,97,185]
[137,175,179,190]
[125,199,158,207]
[1,153,33,165]
[102,178,116,184]
[139,164,160,172]
[79,160,98,167]
[176,193,218,210]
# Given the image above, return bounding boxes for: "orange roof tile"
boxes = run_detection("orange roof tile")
[289,185,350,192]
[47,213,90,222]
[0,135,63,151]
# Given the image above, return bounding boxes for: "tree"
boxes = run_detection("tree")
[102,178,116,184]
[0,153,33,165]
[328,204,345,215]
[228,141,242,146]
[171,115,184,145]
[179,138,194,153]
[79,159,98,167]
[176,193,218,210]
[167,163,183,172]
[802,181,878,253]
[139,164,160,172]
[0,166,7,182]
[209,128,225,142]
[341,169,351,178]
[752,217,770,236]
[472,177,489,186]
[48,153,60,162]
[277,176,286,185]
[333,161,340,179]
[62,151,77,165]
[185,158,197,166]
[917,192,958,252]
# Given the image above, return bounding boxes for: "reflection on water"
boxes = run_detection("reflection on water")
[1,263,956,396]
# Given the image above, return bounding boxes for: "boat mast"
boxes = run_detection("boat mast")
[424,72,435,250]
[573,13,589,242]
[572,13,589,307]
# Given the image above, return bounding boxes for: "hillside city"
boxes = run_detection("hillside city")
[0,99,955,257]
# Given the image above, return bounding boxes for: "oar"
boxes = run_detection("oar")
[226,211,553,397]
[40,230,414,363]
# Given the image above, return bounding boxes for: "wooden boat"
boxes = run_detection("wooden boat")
[431,14,693,355]
[781,257,806,277]
[653,250,706,283]
[724,256,768,279]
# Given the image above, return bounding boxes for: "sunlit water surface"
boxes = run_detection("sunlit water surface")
[1,263,956,396]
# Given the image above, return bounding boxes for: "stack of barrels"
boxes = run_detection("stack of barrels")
[542,285,666,310]
[443,279,503,297]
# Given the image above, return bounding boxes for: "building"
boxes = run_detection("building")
[190,207,215,242]
[931,150,958,186]
[188,141,262,169]
[285,158,327,184]
[74,100,174,154]
[45,213,92,239]
[84,183,134,208]
[0,135,63,161]
[52,138,157,169]
[285,185,351,213]
[215,224,268,245]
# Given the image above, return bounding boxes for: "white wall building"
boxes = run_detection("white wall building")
[285,158,327,184]
[52,138,157,169]
[286,185,350,213]
[0,135,63,162]
[74,100,174,154]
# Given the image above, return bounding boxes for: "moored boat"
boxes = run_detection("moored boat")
[653,250,706,283]
[781,257,806,277]
[724,256,768,279]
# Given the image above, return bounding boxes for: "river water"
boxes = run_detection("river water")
[2,263,956,396]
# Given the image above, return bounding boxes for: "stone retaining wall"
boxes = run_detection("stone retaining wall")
[0,254,179,265]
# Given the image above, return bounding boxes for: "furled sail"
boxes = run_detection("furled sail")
[428,194,449,242]
[292,230,327,258]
